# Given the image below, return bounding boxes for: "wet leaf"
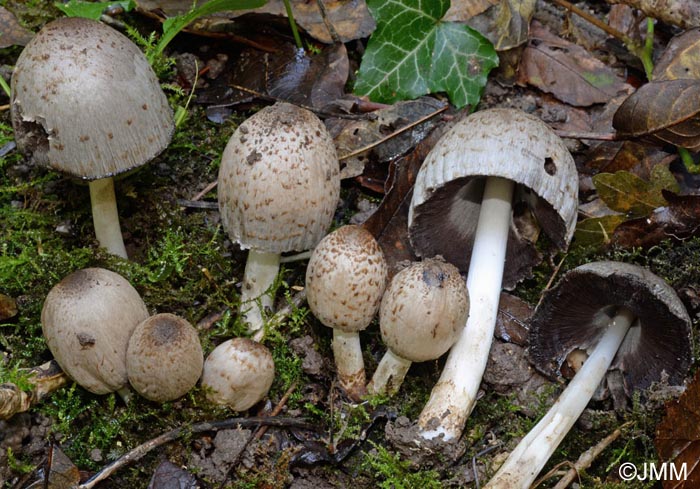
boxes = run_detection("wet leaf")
[573,215,627,247]
[56,0,135,20]
[656,369,700,488]
[592,165,680,217]
[517,22,633,107]
[613,79,700,150]
[0,293,17,320]
[0,6,34,48]
[148,460,198,489]
[653,28,700,81]
[354,0,498,109]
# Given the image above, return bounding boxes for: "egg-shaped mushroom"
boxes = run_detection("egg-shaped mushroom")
[126,313,203,402]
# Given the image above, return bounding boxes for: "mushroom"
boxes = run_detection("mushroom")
[408,108,578,441]
[367,258,469,397]
[485,261,692,489]
[41,267,149,397]
[126,313,203,402]
[201,338,275,411]
[305,224,388,400]
[217,102,340,340]
[11,17,174,258]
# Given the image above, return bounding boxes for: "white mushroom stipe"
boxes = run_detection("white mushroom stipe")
[89,178,127,259]
[418,177,513,440]
[241,250,281,342]
[368,349,411,396]
[332,330,366,399]
[485,308,635,489]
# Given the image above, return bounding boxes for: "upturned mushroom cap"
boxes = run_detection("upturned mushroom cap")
[201,338,275,411]
[217,102,340,253]
[529,261,692,394]
[306,225,388,333]
[41,268,149,395]
[380,258,469,362]
[10,17,173,180]
[126,313,203,402]
[408,108,578,289]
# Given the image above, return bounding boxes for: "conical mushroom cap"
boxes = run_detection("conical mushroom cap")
[11,17,174,180]
[408,108,578,288]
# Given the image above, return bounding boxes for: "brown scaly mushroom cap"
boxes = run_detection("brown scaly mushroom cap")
[201,338,275,411]
[408,108,578,289]
[41,268,149,395]
[11,17,174,179]
[217,101,340,253]
[529,261,692,393]
[126,313,203,402]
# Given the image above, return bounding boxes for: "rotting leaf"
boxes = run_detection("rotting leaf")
[495,292,532,347]
[653,28,700,81]
[573,215,627,247]
[148,459,198,489]
[656,369,700,488]
[444,0,498,22]
[517,22,633,107]
[592,165,680,218]
[0,293,18,320]
[613,79,700,150]
[354,0,498,109]
[0,6,34,48]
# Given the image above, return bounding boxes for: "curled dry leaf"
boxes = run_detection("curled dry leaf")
[656,369,700,488]
[613,79,700,150]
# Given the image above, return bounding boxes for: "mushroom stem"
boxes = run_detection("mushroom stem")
[367,349,412,396]
[89,177,127,259]
[418,176,514,440]
[241,250,281,341]
[485,308,635,489]
[332,330,366,401]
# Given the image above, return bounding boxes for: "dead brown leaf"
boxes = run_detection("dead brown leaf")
[608,0,700,30]
[495,292,532,346]
[444,0,499,22]
[654,28,700,81]
[0,293,17,320]
[518,22,633,107]
[0,6,34,48]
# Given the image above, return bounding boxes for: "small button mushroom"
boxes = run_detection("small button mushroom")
[368,258,469,397]
[126,313,203,403]
[408,109,578,441]
[11,17,174,258]
[305,225,388,401]
[41,268,149,397]
[201,338,275,411]
[485,262,692,489]
[217,102,340,340]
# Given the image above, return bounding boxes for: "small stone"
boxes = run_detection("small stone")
[90,448,103,462]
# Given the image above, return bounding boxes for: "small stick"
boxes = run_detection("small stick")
[253,381,299,440]
[0,104,10,111]
[190,180,218,202]
[536,254,567,309]
[549,0,632,43]
[553,130,619,141]
[315,0,341,44]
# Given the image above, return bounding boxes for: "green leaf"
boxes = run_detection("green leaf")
[592,166,680,218]
[574,215,627,247]
[354,0,498,108]
[55,0,135,20]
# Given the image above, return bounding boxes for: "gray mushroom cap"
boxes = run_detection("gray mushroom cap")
[217,102,341,253]
[126,313,203,402]
[41,268,149,395]
[408,108,578,289]
[10,17,174,180]
[306,225,388,333]
[379,258,469,362]
[529,261,692,394]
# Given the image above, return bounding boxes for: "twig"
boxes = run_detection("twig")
[0,104,10,111]
[338,104,449,161]
[316,0,341,44]
[536,254,567,309]
[254,381,299,440]
[549,0,632,42]
[78,417,316,489]
[553,130,619,141]
[191,180,218,202]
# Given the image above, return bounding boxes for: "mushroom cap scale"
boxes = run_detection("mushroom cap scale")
[380,259,469,362]
[41,267,149,395]
[408,109,578,289]
[10,17,174,180]
[217,102,340,253]
[528,261,692,394]
[305,225,388,333]
[126,313,203,402]
[201,338,275,411]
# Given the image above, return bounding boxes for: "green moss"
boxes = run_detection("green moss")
[362,442,442,489]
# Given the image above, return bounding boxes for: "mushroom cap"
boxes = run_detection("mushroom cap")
[10,17,174,180]
[379,258,469,362]
[408,108,578,289]
[217,102,340,253]
[529,261,692,394]
[126,313,203,402]
[306,225,388,333]
[41,267,149,394]
[201,338,275,411]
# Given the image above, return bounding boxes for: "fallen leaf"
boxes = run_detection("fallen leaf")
[517,22,633,107]
[0,6,34,48]
[653,28,700,81]
[354,0,498,109]
[0,293,17,320]
[444,0,498,22]
[613,79,700,150]
[592,165,680,218]
[573,215,627,247]
[608,0,700,30]
[495,292,532,346]
[148,460,198,489]
[656,369,700,488]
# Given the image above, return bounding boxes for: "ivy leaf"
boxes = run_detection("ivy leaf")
[573,215,626,247]
[55,0,136,20]
[354,0,498,108]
